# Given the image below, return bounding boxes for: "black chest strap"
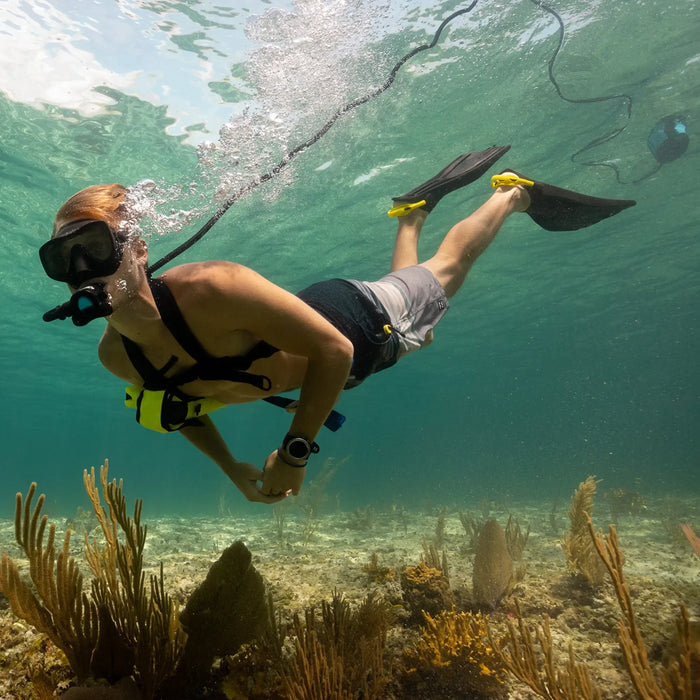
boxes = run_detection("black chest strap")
[121,277,278,393]
[121,335,186,395]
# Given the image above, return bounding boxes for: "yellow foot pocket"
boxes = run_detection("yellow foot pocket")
[387,199,427,217]
[490,174,534,189]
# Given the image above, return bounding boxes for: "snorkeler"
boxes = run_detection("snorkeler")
[39,146,635,503]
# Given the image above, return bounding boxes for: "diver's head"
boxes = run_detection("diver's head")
[41,184,148,294]
[53,182,128,233]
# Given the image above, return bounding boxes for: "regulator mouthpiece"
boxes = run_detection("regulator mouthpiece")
[43,283,113,326]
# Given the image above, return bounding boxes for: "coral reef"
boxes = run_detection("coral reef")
[421,538,449,581]
[562,476,606,586]
[363,553,395,584]
[492,599,603,699]
[472,519,514,609]
[0,463,271,700]
[494,509,697,699]
[401,607,506,699]
[2,484,697,699]
[0,462,185,698]
[400,561,454,624]
[587,515,693,699]
[281,591,393,700]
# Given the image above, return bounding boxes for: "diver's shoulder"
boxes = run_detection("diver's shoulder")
[157,261,266,295]
[157,260,251,284]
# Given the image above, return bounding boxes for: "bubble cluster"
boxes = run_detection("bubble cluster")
[124,0,396,241]
[123,179,205,240]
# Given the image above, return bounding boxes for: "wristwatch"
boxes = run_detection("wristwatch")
[279,434,319,467]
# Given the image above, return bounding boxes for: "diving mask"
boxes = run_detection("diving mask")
[40,219,127,288]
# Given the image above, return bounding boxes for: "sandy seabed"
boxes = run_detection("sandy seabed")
[1,492,699,699]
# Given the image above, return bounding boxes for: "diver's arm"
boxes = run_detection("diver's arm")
[260,344,352,497]
[167,263,352,497]
[224,271,353,495]
[179,416,285,504]
[215,265,354,442]
[188,264,353,494]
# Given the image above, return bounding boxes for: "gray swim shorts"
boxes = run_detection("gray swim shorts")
[351,265,449,359]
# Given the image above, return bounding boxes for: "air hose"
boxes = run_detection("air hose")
[147,2,479,274]
[529,0,688,183]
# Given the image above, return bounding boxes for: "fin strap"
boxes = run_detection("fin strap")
[387,200,427,217]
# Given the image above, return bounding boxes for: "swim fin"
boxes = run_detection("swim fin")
[389,145,511,217]
[491,171,636,231]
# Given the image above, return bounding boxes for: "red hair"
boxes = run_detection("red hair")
[53,184,128,235]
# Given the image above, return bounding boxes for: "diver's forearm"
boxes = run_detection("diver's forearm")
[180,416,238,469]
[289,349,351,440]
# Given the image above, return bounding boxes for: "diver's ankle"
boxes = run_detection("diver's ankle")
[401,208,429,226]
[494,176,530,213]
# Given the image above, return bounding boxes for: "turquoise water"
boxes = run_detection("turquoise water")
[0,0,698,518]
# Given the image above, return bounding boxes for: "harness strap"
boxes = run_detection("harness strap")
[120,276,277,392]
[121,335,192,398]
[148,277,209,361]
[120,276,347,432]
[148,276,277,389]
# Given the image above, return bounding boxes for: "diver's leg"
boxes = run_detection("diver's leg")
[420,185,529,298]
[390,209,428,271]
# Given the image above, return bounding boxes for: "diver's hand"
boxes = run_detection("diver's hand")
[261,450,305,497]
[228,459,287,504]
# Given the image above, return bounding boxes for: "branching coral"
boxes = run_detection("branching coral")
[505,514,530,562]
[491,517,695,700]
[680,524,700,559]
[282,591,393,700]
[458,510,483,555]
[562,476,606,586]
[586,516,692,700]
[0,481,98,682]
[284,607,348,700]
[421,538,449,581]
[402,607,506,698]
[492,600,602,699]
[83,464,186,696]
[0,461,186,698]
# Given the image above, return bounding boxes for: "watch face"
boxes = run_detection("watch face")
[287,437,310,460]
